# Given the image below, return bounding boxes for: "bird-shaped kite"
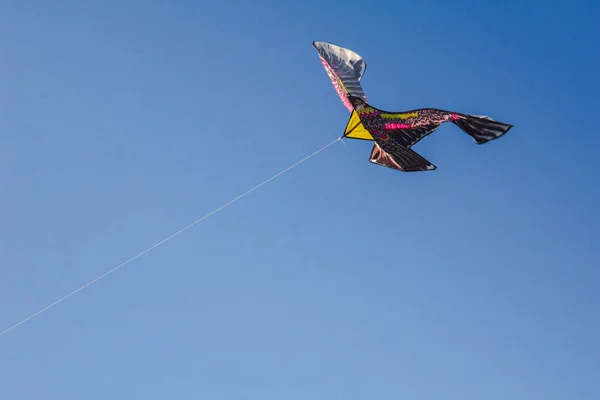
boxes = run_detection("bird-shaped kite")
[313,41,513,172]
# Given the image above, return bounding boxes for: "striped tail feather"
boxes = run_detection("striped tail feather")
[452,115,513,144]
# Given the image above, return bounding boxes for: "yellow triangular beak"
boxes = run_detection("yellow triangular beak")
[343,110,374,141]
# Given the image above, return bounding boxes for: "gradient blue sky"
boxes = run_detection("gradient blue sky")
[1,1,599,399]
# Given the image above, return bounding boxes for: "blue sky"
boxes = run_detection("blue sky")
[1,0,598,398]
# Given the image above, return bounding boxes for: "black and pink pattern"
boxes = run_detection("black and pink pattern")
[347,95,513,172]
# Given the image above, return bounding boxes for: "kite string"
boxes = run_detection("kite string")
[0,137,342,338]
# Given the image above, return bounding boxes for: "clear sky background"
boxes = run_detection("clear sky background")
[1,1,598,399]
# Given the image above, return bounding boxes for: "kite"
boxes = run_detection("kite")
[0,42,514,339]
[313,41,513,172]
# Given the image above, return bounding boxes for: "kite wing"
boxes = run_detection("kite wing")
[313,41,367,112]
[369,142,436,172]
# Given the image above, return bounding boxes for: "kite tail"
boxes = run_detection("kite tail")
[452,114,513,144]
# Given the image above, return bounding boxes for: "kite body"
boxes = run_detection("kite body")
[344,95,513,171]
[314,41,513,172]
